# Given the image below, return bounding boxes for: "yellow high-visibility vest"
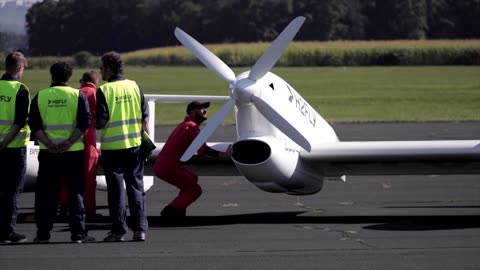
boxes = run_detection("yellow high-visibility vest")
[37,86,84,151]
[99,79,142,150]
[0,80,31,148]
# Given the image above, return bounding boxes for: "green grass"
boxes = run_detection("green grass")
[20,66,480,124]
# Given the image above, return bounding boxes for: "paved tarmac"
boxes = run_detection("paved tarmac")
[1,122,479,270]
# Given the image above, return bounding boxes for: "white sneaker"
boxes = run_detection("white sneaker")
[1,232,27,243]
[103,232,125,242]
[72,235,95,243]
[133,231,145,242]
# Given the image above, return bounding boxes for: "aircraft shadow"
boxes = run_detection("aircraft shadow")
[144,212,480,231]
[383,206,480,209]
[17,211,480,231]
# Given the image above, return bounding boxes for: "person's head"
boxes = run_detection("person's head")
[5,51,28,80]
[186,100,210,124]
[100,51,123,81]
[50,61,73,84]
[79,70,99,86]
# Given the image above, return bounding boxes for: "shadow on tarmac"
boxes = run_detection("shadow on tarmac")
[17,211,480,231]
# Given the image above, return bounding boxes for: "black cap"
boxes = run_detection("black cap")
[186,100,210,114]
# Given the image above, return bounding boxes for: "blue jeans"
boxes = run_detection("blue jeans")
[102,147,148,234]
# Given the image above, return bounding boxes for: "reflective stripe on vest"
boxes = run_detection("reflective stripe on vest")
[99,79,142,150]
[37,86,84,151]
[0,80,31,148]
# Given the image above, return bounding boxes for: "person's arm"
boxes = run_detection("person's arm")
[203,145,232,159]
[0,125,20,151]
[58,92,90,153]
[203,146,220,157]
[0,86,30,151]
[27,95,43,139]
[57,128,85,153]
[95,88,108,130]
[191,125,232,158]
[142,118,150,135]
[75,91,91,132]
[13,85,29,128]
[139,87,150,135]
[34,129,58,153]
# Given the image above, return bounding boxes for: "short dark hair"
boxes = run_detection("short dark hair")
[5,51,28,72]
[80,70,98,85]
[50,62,73,83]
[101,51,124,75]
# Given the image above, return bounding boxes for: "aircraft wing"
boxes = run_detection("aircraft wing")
[300,140,480,176]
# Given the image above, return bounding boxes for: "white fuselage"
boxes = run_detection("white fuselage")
[230,71,338,194]
[234,71,338,145]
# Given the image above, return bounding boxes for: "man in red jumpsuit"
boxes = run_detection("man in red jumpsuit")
[154,101,231,218]
[59,71,99,217]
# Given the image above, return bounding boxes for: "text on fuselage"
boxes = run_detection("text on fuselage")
[29,148,39,156]
[287,85,316,127]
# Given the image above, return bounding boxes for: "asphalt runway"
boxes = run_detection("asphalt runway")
[1,122,479,270]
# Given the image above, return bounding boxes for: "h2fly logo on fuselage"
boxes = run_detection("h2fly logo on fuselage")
[48,99,68,107]
[0,95,12,102]
[286,85,316,127]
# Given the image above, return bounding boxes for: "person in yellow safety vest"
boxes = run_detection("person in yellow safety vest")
[0,52,30,243]
[28,62,95,244]
[95,51,149,242]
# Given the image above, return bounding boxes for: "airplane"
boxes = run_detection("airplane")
[24,16,480,196]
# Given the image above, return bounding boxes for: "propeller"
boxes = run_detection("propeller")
[251,95,311,152]
[248,16,306,81]
[177,16,309,162]
[174,28,236,83]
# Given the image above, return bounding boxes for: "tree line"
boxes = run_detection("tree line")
[25,0,480,56]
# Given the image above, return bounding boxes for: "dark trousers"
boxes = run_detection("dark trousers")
[0,147,26,239]
[35,150,87,240]
[102,147,148,234]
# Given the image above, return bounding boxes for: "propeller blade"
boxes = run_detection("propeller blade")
[180,99,236,162]
[251,95,311,152]
[248,16,306,81]
[175,27,236,83]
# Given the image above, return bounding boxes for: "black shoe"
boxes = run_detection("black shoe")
[161,205,186,218]
[103,231,125,242]
[33,236,50,244]
[0,232,27,243]
[86,213,103,222]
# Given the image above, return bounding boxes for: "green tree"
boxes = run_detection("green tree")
[26,0,62,55]
[294,0,351,40]
[426,0,456,38]
[366,0,427,39]
[454,0,480,38]
[22,0,480,55]
[344,0,369,40]
[393,0,428,39]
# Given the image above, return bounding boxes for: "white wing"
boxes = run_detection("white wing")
[301,140,480,175]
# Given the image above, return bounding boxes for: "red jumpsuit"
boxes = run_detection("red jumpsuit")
[154,116,208,215]
[60,81,99,215]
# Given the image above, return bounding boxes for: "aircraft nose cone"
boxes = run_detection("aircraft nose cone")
[233,78,256,103]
